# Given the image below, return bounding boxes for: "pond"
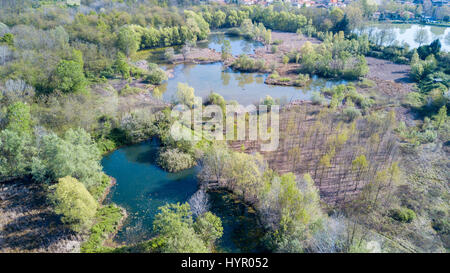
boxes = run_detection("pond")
[102,140,266,252]
[157,63,347,105]
[361,23,450,51]
[197,33,263,56]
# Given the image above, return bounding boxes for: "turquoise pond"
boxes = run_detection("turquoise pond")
[102,140,267,252]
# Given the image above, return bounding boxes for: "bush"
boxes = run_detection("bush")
[343,106,361,121]
[49,176,98,232]
[119,84,145,96]
[157,148,195,172]
[294,73,310,86]
[390,207,416,223]
[145,63,168,85]
[417,129,437,144]
[231,55,266,72]
[271,45,278,53]
[403,92,425,109]
[311,91,325,105]
[81,204,124,253]
[31,128,104,190]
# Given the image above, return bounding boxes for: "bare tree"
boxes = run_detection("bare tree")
[188,188,209,218]
[414,28,429,46]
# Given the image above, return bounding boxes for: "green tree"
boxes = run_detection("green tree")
[5,101,32,135]
[32,128,103,190]
[114,52,130,79]
[0,129,34,178]
[49,176,98,232]
[0,33,14,46]
[52,60,87,93]
[176,82,197,108]
[193,212,223,249]
[433,105,447,130]
[153,203,209,253]
[117,26,139,57]
[221,39,231,60]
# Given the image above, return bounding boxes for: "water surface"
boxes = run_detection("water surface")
[361,24,450,51]
[197,33,263,56]
[102,140,266,252]
[102,139,198,244]
[158,63,346,105]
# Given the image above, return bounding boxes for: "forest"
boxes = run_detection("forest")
[0,0,448,254]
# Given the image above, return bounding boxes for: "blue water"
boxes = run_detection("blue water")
[102,140,266,252]
[158,63,346,105]
[197,33,263,56]
[102,139,199,244]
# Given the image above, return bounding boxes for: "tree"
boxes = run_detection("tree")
[198,143,232,185]
[153,203,209,253]
[5,101,32,135]
[260,173,324,252]
[433,105,447,130]
[414,28,429,46]
[0,129,34,178]
[114,52,130,79]
[145,63,168,85]
[164,47,175,62]
[221,39,231,60]
[52,59,87,93]
[193,212,223,249]
[188,189,209,218]
[176,82,196,108]
[117,26,139,57]
[49,176,98,232]
[32,128,103,190]
[352,155,368,190]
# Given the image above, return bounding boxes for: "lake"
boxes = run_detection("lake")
[197,33,263,56]
[360,23,450,51]
[157,63,346,105]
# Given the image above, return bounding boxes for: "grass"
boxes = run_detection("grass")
[89,174,112,202]
[80,204,124,253]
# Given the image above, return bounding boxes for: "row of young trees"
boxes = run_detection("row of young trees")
[293,32,369,80]
[197,143,324,252]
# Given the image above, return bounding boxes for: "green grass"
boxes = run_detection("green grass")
[80,204,124,253]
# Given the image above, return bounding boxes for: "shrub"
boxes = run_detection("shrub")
[157,148,195,172]
[311,91,325,105]
[271,45,278,53]
[81,204,124,253]
[269,71,279,79]
[262,95,275,107]
[119,84,144,96]
[294,73,310,86]
[390,207,416,223]
[358,78,376,88]
[343,106,361,121]
[145,63,168,85]
[417,129,437,143]
[49,176,98,232]
[403,92,425,109]
[231,55,266,72]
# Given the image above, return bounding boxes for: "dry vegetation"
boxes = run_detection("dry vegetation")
[0,180,83,253]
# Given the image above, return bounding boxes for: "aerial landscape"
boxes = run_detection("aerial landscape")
[0,0,448,255]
